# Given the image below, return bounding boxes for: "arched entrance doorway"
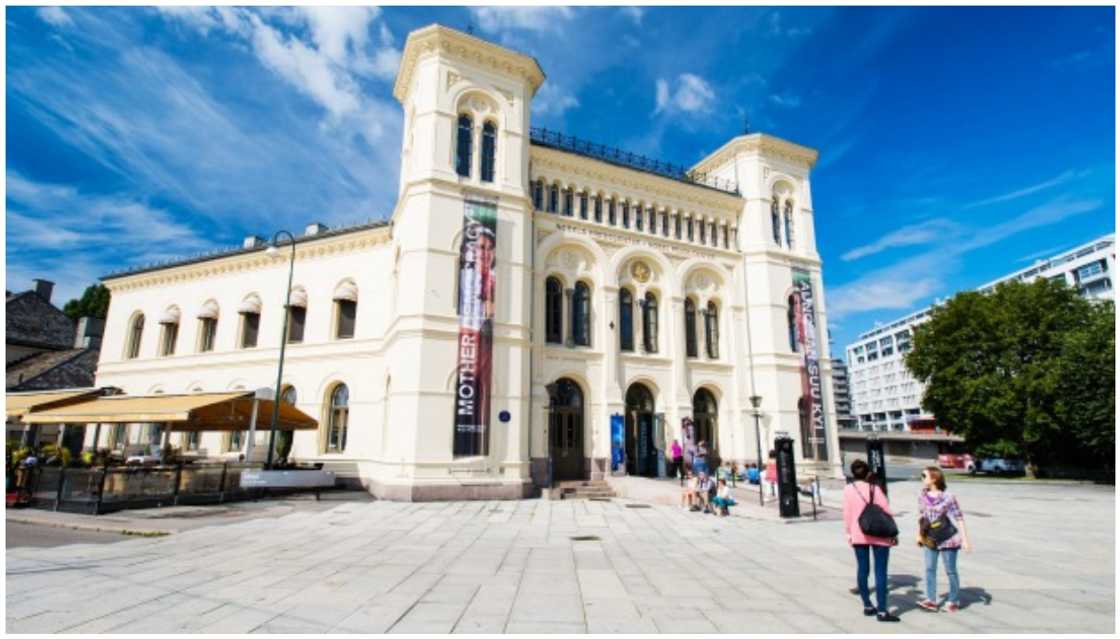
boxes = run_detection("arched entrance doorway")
[625,383,657,477]
[693,388,719,469]
[548,378,585,481]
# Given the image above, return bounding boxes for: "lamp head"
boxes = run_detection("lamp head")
[749,395,762,409]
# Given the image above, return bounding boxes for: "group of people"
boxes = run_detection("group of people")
[842,459,972,623]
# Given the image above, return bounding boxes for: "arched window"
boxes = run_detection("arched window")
[480,121,496,182]
[455,114,472,177]
[334,281,358,339]
[674,213,682,239]
[532,179,544,210]
[238,295,261,349]
[197,301,219,353]
[126,313,144,359]
[705,301,720,359]
[784,200,795,249]
[650,208,658,235]
[579,192,588,220]
[572,281,591,347]
[642,292,659,353]
[158,307,180,357]
[661,211,669,236]
[699,219,706,244]
[325,383,349,453]
[788,294,800,352]
[635,205,643,231]
[593,194,602,223]
[545,277,563,344]
[619,288,634,352]
[287,287,307,344]
[562,188,573,216]
[687,216,694,241]
[771,197,782,245]
[685,298,698,358]
[548,183,559,213]
[621,202,630,228]
[607,198,615,225]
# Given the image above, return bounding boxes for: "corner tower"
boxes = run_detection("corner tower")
[380,25,544,499]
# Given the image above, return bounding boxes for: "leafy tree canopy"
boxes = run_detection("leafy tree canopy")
[62,284,110,320]
[905,278,1114,472]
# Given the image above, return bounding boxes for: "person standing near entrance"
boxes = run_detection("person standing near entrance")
[669,439,684,485]
[843,459,900,623]
[916,467,971,613]
[693,440,709,476]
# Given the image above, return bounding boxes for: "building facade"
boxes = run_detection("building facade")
[89,25,841,499]
[830,358,856,431]
[847,233,1114,432]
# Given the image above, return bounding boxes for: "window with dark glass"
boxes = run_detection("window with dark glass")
[699,220,706,244]
[456,114,472,177]
[563,188,573,216]
[545,277,563,344]
[159,321,178,357]
[674,213,682,239]
[662,211,669,236]
[685,298,698,358]
[619,288,634,352]
[480,121,496,182]
[579,193,588,219]
[642,292,659,353]
[710,222,717,246]
[532,179,543,210]
[607,199,615,225]
[240,311,260,348]
[548,184,559,213]
[722,224,729,249]
[573,282,591,347]
[288,305,306,343]
[687,217,694,241]
[705,301,719,359]
[622,202,630,228]
[649,208,657,235]
[127,313,144,359]
[336,299,357,339]
[198,317,217,352]
[771,197,782,245]
[635,205,643,231]
[326,384,349,453]
[594,195,603,223]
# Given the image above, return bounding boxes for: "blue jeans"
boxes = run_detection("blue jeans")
[923,546,960,604]
[853,544,890,613]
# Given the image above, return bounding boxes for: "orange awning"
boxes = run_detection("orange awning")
[5,388,104,419]
[20,391,317,432]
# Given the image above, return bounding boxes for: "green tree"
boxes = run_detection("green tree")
[905,279,1107,475]
[1053,300,1115,469]
[62,284,110,320]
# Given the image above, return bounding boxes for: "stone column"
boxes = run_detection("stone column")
[564,287,574,347]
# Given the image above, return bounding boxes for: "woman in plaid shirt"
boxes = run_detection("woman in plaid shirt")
[916,467,973,612]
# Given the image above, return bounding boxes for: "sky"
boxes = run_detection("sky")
[6,6,1116,355]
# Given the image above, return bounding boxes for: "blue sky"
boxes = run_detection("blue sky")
[6,6,1115,354]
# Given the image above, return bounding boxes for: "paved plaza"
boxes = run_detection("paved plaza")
[5,480,1114,634]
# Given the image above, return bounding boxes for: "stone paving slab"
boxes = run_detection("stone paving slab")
[5,480,1115,634]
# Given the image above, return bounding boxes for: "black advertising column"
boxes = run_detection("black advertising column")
[775,436,800,518]
[866,436,888,496]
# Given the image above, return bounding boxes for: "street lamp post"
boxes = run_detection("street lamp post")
[750,394,764,506]
[264,230,296,470]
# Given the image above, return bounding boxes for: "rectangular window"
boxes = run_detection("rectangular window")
[622,202,630,228]
[648,208,657,235]
[674,214,682,239]
[635,206,643,231]
[159,323,178,357]
[336,300,357,339]
[563,189,573,217]
[710,222,717,246]
[722,224,729,248]
[532,181,543,210]
[595,196,603,223]
[662,211,669,236]
[548,185,558,213]
[198,317,217,352]
[579,193,588,220]
[699,220,706,244]
[687,217,694,241]
[606,198,614,225]
[288,306,306,343]
[240,312,260,348]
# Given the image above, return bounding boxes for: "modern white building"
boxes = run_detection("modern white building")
[847,233,1114,432]
[86,24,842,499]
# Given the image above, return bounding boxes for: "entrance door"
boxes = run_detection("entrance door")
[693,388,719,469]
[549,378,584,481]
[625,383,657,477]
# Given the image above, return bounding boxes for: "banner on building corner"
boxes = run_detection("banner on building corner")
[453,198,498,457]
[793,269,828,461]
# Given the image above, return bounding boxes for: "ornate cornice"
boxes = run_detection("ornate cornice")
[104,227,392,293]
[530,146,743,217]
[393,24,546,103]
[691,133,819,176]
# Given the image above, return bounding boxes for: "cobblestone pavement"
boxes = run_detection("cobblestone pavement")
[6,480,1114,633]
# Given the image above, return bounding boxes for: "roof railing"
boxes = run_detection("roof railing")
[529,127,739,195]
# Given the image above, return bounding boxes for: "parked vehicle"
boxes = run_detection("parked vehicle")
[938,453,974,469]
[968,457,1026,475]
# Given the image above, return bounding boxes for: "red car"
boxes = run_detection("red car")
[938,453,974,469]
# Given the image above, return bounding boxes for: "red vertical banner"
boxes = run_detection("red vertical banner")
[793,269,828,461]
[453,199,498,457]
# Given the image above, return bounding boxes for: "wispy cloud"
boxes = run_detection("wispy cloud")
[841,218,961,261]
[962,169,1086,209]
[769,92,802,108]
[620,7,644,26]
[532,82,580,117]
[768,12,812,37]
[470,7,574,35]
[37,6,73,27]
[654,74,716,115]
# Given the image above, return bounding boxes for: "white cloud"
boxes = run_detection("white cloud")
[532,82,580,117]
[37,6,73,28]
[841,218,961,261]
[620,7,644,26]
[769,92,802,108]
[962,169,1086,209]
[654,73,716,115]
[470,7,574,35]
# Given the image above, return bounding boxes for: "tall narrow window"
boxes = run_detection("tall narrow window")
[649,208,658,235]
[288,306,306,343]
[545,277,563,344]
[635,205,643,231]
[675,213,682,239]
[684,298,698,358]
[619,288,634,352]
[336,300,357,339]
[573,281,591,347]
[687,216,694,241]
[563,188,573,216]
[579,192,588,220]
[662,211,669,236]
[480,121,496,182]
[622,202,630,228]
[159,321,178,357]
[642,292,659,353]
[788,295,800,352]
[456,114,473,178]
[722,224,729,249]
[326,384,349,453]
[548,184,559,213]
[198,317,217,352]
[240,311,260,348]
[710,222,717,247]
[607,198,616,225]
[699,219,706,244]
[783,200,794,249]
[532,179,544,210]
[594,195,603,223]
[705,301,719,359]
[126,313,144,359]
[771,197,782,245]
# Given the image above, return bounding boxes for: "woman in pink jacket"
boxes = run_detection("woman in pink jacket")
[842,459,900,622]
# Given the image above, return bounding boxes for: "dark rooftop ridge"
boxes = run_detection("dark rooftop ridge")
[529,127,740,195]
[101,219,389,281]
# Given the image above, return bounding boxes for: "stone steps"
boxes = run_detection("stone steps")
[550,480,616,501]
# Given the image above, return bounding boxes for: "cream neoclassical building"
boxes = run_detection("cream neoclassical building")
[89,25,841,499]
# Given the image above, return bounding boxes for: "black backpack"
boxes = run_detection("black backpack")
[856,483,899,539]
